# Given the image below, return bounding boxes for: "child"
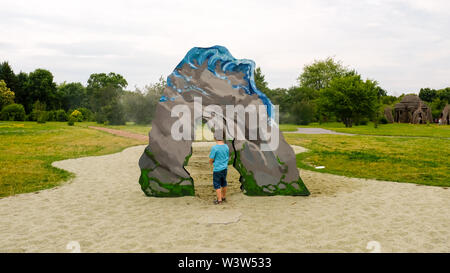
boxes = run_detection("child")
[209,134,229,205]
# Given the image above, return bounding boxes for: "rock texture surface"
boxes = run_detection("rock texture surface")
[138,45,309,197]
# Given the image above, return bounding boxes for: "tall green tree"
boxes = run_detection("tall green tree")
[25,69,58,112]
[298,57,350,91]
[254,67,270,93]
[57,82,87,111]
[0,80,15,109]
[87,72,127,90]
[122,76,165,124]
[0,62,18,94]
[86,72,128,125]
[14,72,29,111]
[318,74,379,127]
[419,88,437,102]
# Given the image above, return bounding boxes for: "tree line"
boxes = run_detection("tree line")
[0,61,164,125]
[1,58,449,127]
[255,57,450,127]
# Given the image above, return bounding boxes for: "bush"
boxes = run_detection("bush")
[47,110,56,121]
[55,109,68,121]
[358,118,369,125]
[379,116,388,124]
[36,111,48,124]
[67,116,76,126]
[70,110,83,122]
[76,107,93,121]
[96,101,125,125]
[0,104,26,121]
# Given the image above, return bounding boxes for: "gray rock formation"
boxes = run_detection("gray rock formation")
[138,46,310,197]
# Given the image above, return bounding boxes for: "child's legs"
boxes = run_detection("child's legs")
[215,188,222,201]
[221,169,228,198]
[213,171,223,201]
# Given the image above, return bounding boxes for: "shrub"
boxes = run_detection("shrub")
[357,118,369,125]
[46,110,56,121]
[379,116,388,124]
[36,111,48,124]
[67,116,76,126]
[76,107,93,121]
[1,103,26,121]
[96,101,125,125]
[55,109,68,121]
[70,110,83,122]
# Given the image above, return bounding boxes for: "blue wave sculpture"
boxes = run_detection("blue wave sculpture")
[160,45,275,121]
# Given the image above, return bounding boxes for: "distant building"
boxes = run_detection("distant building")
[394,95,432,124]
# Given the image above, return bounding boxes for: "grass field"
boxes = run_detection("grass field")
[0,121,145,197]
[285,133,450,187]
[1,120,448,198]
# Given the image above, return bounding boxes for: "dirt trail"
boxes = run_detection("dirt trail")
[88,126,148,141]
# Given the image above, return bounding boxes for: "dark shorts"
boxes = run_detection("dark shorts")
[213,168,228,190]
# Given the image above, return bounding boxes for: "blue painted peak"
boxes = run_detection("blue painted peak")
[161,45,275,121]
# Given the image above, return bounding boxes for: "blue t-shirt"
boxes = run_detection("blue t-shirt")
[209,144,229,172]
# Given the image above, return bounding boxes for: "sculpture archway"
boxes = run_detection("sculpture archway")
[138,46,310,197]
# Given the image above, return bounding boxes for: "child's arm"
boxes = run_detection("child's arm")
[209,147,215,166]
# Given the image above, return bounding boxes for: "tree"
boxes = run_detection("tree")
[25,69,58,112]
[419,88,437,102]
[122,76,165,124]
[298,57,349,91]
[14,72,29,111]
[254,67,270,93]
[57,82,87,111]
[87,72,127,90]
[86,72,128,124]
[0,62,18,94]
[318,74,379,127]
[437,87,450,104]
[0,80,15,109]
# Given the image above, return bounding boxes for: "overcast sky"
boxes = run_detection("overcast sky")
[1,0,449,96]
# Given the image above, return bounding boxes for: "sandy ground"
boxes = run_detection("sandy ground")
[0,143,449,253]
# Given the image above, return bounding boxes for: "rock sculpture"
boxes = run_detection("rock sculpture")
[138,46,310,197]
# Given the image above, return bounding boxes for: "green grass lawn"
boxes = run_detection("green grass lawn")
[0,121,146,197]
[283,122,450,138]
[1,120,447,198]
[285,133,450,187]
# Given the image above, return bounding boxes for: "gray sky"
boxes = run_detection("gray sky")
[1,0,449,96]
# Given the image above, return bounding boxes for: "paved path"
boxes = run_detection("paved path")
[88,126,148,142]
[290,128,355,135]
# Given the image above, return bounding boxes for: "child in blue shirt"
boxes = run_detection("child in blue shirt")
[209,136,229,205]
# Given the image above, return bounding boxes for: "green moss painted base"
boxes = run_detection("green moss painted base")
[139,169,195,197]
[139,148,195,197]
[233,143,310,196]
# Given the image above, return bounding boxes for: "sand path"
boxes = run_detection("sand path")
[0,143,449,253]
